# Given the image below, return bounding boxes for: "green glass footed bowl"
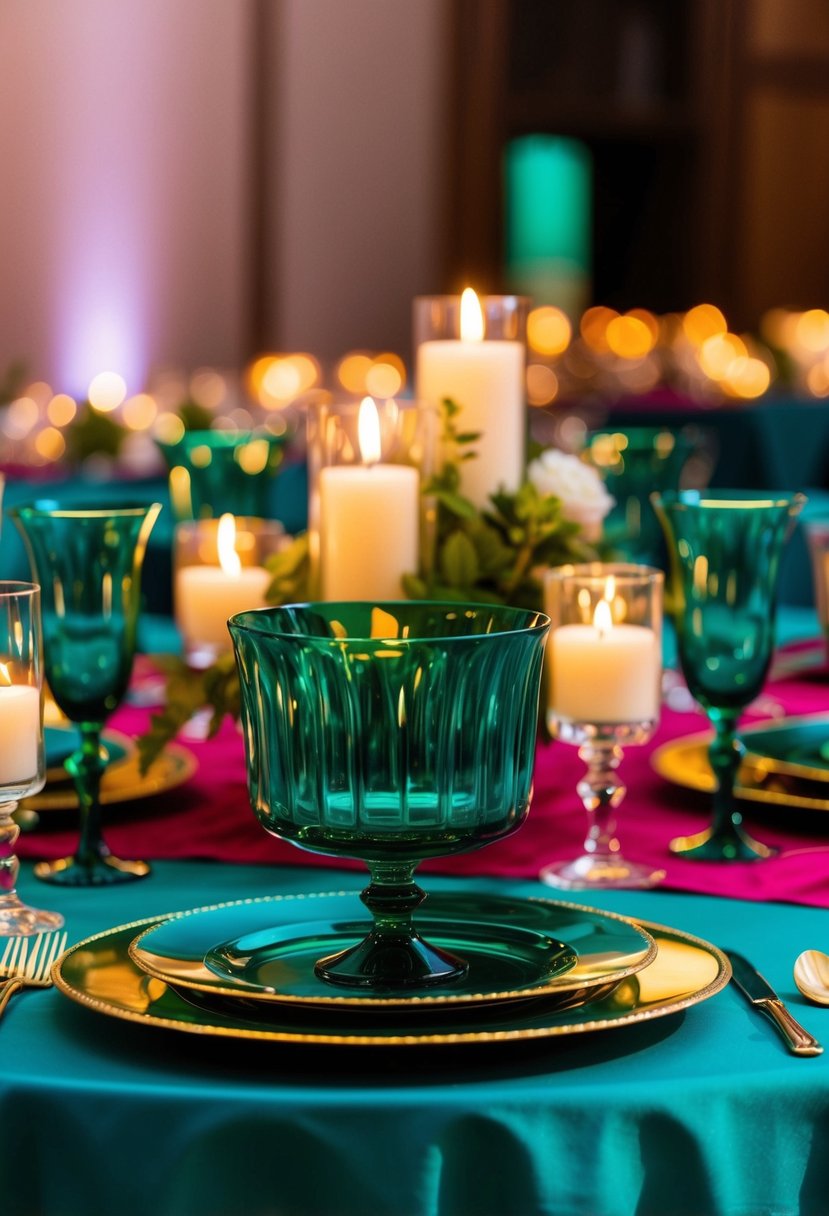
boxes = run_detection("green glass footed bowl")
[228,601,550,990]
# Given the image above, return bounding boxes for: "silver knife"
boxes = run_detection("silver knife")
[727,951,823,1057]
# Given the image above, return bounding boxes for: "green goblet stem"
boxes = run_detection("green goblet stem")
[68,723,108,870]
[670,711,776,861]
[314,861,469,989]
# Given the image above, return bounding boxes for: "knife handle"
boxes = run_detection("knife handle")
[758,999,823,1056]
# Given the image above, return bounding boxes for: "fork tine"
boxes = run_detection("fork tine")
[25,933,44,979]
[41,931,67,978]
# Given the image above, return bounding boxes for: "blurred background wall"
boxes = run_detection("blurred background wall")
[0,0,828,394]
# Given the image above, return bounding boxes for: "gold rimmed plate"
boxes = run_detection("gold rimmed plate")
[128,892,657,1011]
[651,731,829,812]
[24,741,197,811]
[740,715,829,784]
[53,904,729,1047]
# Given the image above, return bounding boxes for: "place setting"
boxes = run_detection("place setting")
[52,597,730,1048]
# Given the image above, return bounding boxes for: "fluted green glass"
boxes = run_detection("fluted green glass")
[586,426,702,565]
[157,429,288,521]
[653,489,805,860]
[229,601,549,990]
[11,501,161,885]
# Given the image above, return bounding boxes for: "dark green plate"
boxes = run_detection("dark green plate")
[741,715,829,784]
[45,725,129,776]
[128,892,656,1011]
[55,905,729,1046]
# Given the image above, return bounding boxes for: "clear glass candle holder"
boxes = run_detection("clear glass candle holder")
[174,515,286,668]
[307,396,436,602]
[0,582,63,932]
[413,293,529,509]
[542,562,665,890]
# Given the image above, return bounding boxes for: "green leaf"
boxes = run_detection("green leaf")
[434,489,479,520]
[440,530,480,588]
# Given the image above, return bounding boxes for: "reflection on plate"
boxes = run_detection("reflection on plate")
[24,741,197,811]
[741,715,829,784]
[45,726,131,781]
[53,905,730,1047]
[651,732,829,812]
[129,893,656,1010]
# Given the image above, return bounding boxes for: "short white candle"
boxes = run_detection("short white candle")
[416,289,525,508]
[0,684,40,786]
[550,600,660,724]
[176,513,272,649]
[176,565,271,648]
[319,397,420,601]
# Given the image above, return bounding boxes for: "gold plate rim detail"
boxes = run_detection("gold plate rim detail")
[52,894,731,1046]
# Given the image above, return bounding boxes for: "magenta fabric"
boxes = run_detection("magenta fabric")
[17,645,829,907]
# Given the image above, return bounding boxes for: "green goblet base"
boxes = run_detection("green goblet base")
[314,873,469,990]
[669,823,777,862]
[34,853,151,887]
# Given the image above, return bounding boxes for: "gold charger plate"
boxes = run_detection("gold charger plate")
[24,741,197,811]
[53,900,730,1046]
[127,892,657,1011]
[651,731,829,812]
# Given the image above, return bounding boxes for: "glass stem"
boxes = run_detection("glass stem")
[360,863,424,942]
[71,722,109,867]
[708,710,743,841]
[576,740,626,861]
[0,800,21,909]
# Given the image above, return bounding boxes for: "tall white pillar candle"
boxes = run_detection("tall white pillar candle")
[416,290,525,508]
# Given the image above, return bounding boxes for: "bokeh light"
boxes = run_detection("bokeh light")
[88,371,127,412]
[337,352,373,395]
[580,306,618,352]
[527,306,572,357]
[122,393,158,431]
[47,393,77,427]
[365,353,405,399]
[795,309,829,353]
[683,304,727,346]
[606,313,656,359]
[190,369,227,410]
[526,363,559,405]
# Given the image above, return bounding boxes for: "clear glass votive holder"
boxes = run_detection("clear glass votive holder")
[0,581,62,931]
[174,515,286,668]
[413,293,529,509]
[306,396,437,601]
[542,562,665,890]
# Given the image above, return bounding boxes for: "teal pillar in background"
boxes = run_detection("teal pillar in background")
[505,135,592,317]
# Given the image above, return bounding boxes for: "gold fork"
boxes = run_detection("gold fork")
[0,930,68,1018]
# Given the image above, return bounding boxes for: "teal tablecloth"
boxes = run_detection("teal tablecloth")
[3,861,829,1216]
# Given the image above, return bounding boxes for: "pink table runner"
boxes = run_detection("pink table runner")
[17,646,829,907]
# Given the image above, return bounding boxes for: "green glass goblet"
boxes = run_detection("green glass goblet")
[229,601,550,990]
[652,489,805,861]
[156,429,289,522]
[11,501,162,885]
[585,426,704,566]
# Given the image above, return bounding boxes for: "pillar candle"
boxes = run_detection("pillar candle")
[320,463,419,600]
[550,615,660,724]
[0,685,40,786]
[176,565,272,648]
[416,290,525,508]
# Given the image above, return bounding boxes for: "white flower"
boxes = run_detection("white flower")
[527,448,614,542]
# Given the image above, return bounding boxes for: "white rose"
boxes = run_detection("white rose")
[527,448,614,542]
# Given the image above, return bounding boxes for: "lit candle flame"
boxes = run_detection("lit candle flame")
[358,396,382,466]
[217,513,242,577]
[0,662,10,686]
[460,287,485,342]
[593,598,612,635]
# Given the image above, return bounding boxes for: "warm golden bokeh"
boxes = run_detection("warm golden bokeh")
[527,306,572,357]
